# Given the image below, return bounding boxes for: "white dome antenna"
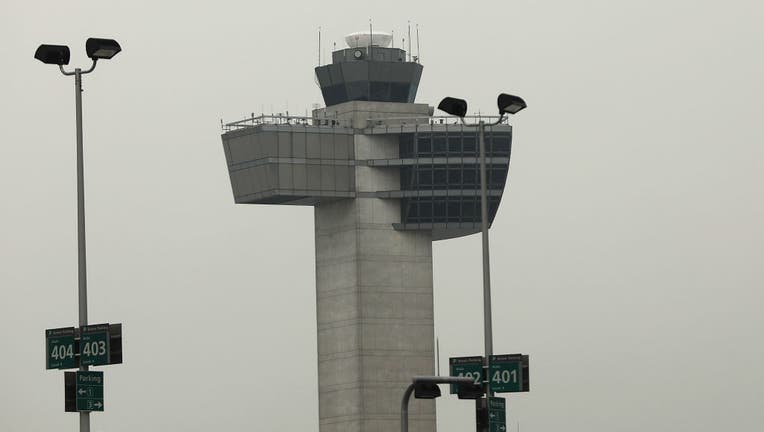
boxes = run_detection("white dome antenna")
[344,32,393,48]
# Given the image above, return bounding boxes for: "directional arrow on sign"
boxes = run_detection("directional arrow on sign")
[78,389,87,395]
[499,425,506,432]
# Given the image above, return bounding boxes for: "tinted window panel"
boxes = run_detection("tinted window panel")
[448,136,462,154]
[433,136,447,155]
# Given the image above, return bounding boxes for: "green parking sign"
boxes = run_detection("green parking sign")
[66,371,104,412]
[46,327,77,370]
[80,324,110,366]
[449,356,484,394]
[488,354,529,393]
[488,397,506,432]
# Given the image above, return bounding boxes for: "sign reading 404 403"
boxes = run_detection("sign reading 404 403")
[46,327,77,370]
[80,324,110,366]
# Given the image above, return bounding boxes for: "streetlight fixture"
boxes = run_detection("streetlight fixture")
[34,45,71,65]
[400,376,483,432]
[437,93,527,397]
[436,96,468,118]
[497,93,527,115]
[35,37,121,432]
[85,38,122,60]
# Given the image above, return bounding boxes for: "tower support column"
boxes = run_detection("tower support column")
[314,135,436,432]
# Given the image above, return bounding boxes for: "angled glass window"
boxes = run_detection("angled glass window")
[448,168,461,185]
[418,135,432,155]
[463,135,477,156]
[491,135,511,157]
[433,135,447,156]
[448,134,462,154]
[400,134,415,158]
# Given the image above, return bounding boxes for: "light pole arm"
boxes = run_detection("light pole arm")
[401,376,475,432]
[400,383,415,432]
[488,114,506,127]
[458,114,505,128]
[59,59,97,76]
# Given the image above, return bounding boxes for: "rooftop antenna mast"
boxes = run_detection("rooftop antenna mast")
[436,336,440,375]
[407,21,412,62]
[369,19,373,59]
[314,26,322,87]
[416,24,421,63]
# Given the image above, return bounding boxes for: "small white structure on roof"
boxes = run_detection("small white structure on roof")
[344,31,393,48]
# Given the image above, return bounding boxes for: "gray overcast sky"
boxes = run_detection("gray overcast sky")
[1,1,762,431]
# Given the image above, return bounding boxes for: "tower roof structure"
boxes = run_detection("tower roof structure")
[315,33,423,106]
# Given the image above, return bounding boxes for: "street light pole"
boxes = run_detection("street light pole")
[477,119,494,396]
[438,94,527,403]
[36,39,121,432]
[75,66,90,432]
[71,65,91,329]
[60,61,97,432]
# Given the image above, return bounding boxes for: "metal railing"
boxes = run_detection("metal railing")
[221,113,509,132]
[366,114,508,127]
[364,115,510,135]
[221,114,353,132]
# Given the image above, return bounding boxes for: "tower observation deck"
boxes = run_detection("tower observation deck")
[315,31,423,105]
[221,31,515,432]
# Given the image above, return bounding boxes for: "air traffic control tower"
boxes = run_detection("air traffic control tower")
[221,32,514,432]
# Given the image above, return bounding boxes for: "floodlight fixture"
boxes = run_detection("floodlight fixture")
[86,38,121,60]
[413,381,442,399]
[457,381,485,400]
[34,44,70,65]
[437,96,468,118]
[497,93,527,115]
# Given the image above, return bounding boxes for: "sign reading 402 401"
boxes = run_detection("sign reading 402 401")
[488,354,530,393]
[449,356,484,394]
[46,327,77,370]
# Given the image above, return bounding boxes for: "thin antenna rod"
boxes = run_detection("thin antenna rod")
[416,24,421,63]
[369,19,373,59]
[407,21,412,62]
[391,30,395,48]
[436,337,440,375]
[318,26,321,66]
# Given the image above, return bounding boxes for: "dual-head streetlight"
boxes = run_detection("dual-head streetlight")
[35,37,121,68]
[35,37,121,432]
[437,93,526,397]
[438,93,527,118]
